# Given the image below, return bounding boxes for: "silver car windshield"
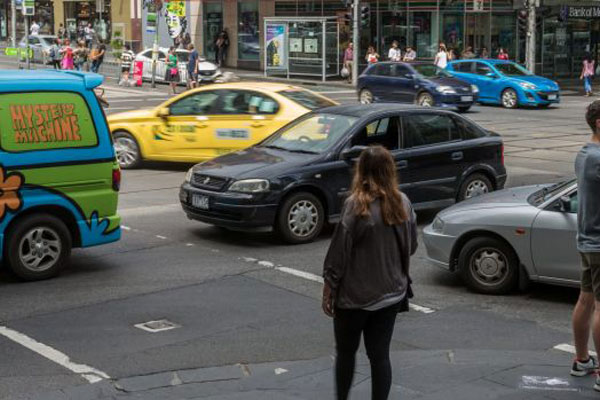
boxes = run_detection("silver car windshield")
[529,177,577,206]
[260,113,357,154]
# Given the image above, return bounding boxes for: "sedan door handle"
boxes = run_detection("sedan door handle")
[396,160,408,169]
[451,151,464,161]
[251,122,265,128]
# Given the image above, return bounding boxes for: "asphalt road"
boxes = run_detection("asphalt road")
[0,80,596,399]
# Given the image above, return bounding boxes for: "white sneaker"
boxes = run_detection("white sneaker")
[571,355,598,377]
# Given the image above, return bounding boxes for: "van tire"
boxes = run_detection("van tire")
[5,214,72,281]
[114,131,142,169]
[276,192,324,244]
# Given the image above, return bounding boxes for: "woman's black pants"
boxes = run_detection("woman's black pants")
[334,303,399,400]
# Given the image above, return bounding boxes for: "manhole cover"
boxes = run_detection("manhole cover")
[134,319,180,333]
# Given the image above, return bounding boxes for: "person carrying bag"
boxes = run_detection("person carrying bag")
[322,145,418,400]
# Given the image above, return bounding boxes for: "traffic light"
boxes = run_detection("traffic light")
[361,5,370,28]
[517,9,528,33]
[342,12,352,25]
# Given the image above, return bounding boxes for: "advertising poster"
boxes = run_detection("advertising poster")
[133,61,144,87]
[304,38,318,53]
[266,23,286,68]
[290,38,302,52]
[165,0,187,39]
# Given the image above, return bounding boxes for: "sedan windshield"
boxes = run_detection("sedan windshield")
[495,62,533,76]
[529,177,577,205]
[413,64,452,78]
[260,113,357,154]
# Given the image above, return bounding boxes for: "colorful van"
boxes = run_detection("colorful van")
[0,70,121,281]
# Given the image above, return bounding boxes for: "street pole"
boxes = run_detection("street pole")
[352,0,359,87]
[151,3,161,88]
[11,0,16,48]
[525,0,536,73]
[25,16,30,70]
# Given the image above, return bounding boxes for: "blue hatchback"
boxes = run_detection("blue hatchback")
[446,59,560,109]
[357,62,479,112]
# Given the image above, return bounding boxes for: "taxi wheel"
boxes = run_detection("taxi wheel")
[276,192,324,244]
[114,131,142,169]
[6,214,71,281]
[458,236,519,295]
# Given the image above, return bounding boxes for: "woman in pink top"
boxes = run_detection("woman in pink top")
[497,47,509,60]
[581,53,595,96]
[60,39,74,70]
[343,42,354,83]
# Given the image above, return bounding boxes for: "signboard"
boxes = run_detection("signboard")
[133,61,144,86]
[146,8,157,34]
[165,0,186,39]
[22,0,34,16]
[266,23,286,69]
[473,0,484,11]
[567,6,600,19]
[4,47,33,57]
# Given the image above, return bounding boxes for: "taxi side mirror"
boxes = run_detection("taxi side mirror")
[157,107,170,119]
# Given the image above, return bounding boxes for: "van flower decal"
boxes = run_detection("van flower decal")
[0,167,23,221]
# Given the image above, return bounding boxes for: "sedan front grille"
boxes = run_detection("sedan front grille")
[192,174,229,191]
[199,70,216,76]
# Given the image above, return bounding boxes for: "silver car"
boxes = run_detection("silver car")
[423,178,579,294]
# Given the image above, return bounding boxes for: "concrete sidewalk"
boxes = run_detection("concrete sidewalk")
[19,348,597,399]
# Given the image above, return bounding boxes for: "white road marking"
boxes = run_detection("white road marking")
[242,258,436,314]
[520,376,578,392]
[0,326,110,384]
[156,235,167,240]
[121,225,131,231]
[274,368,288,375]
[553,343,597,356]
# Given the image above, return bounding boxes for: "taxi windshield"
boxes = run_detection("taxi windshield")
[495,62,532,76]
[260,113,357,154]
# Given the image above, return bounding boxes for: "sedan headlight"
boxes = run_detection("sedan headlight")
[228,179,270,193]
[470,84,479,93]
[432,216,445,233]
[185,167,194,183]
[518,81,536,90]
[436,86,457,94]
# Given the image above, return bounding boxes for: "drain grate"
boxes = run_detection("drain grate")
[134,319,181,333]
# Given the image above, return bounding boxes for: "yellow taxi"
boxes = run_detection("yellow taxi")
[107,82,338,169]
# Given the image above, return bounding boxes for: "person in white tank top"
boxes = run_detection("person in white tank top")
[434,43,449,69]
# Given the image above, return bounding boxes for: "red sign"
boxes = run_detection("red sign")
[133,61,143,87]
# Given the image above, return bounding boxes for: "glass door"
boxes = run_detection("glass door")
[203,2,223,62]
[465,13,490,56]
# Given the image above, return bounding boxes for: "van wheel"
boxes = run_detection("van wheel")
[457,173,492,202]
[6,214,72,281]
[114,131,142,169]
[458,237,519,294]
[276,192,324,244]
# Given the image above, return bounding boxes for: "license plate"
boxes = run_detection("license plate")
[460,96,473,102]
[192,194,209,210]
[547,94,557,100]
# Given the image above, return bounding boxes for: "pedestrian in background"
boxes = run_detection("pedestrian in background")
[29,20,40,36]
[581,53,595,97]
[497,47,509,60]
[60,39,74,70]
[461,46,476,59]
[570,100,600,390]
[57,23,66,40]
[165,46,179,95]
[366,46,379,65]
[119,44,135,86]
[434,43,448,69]
[214,30,229,67]
[187,43,199,89]
[84,23,95,48]
[343,42,353,84]
[90,41,106,73]
[479,46,490,59]
[388,40,401,62]
[448,48,457,61]
[74,41,89,71]
[47,38,61,70]
[403,46,416,62]
[322,146,417,400]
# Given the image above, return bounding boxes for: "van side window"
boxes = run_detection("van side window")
[0,91,98,152]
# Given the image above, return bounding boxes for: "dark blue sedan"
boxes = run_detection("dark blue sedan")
[357,62,479,112]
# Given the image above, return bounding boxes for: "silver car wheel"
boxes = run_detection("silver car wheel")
[114,137,139,168]
[19,227,61,272]
[502,89,517,108]
[360,90,373,104]
[288,200,319,238]
[470,248,509,287]
[464,180,490,199]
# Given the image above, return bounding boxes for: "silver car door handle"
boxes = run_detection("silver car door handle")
[396,160,408,169]
[451,151,463,161]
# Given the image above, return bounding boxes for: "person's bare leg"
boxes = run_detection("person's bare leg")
[573,291,595,361]
[592,300,600,356]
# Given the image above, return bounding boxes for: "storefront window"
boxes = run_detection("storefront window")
[36,1,54,35]
[491,14,514,59]
[441,14,463,53]
[63,1,111,42]
[238,1,259,61]
[409,12,435,58]
[204,2,223,61]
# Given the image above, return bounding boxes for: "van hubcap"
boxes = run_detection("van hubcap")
[288,200,318,238]
[19,228,61,272]
[464,180,489,199]
[114,137,139,167]
[470,248,508,286]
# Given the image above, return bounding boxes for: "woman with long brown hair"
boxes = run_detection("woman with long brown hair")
[322,145,417,400]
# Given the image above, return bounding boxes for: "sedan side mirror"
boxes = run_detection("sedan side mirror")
[341,145,367,161]
[486,72,497,79]
[157,107,170,119]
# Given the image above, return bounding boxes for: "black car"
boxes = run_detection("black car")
[358,62,479,112]
[180,104,506,244]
